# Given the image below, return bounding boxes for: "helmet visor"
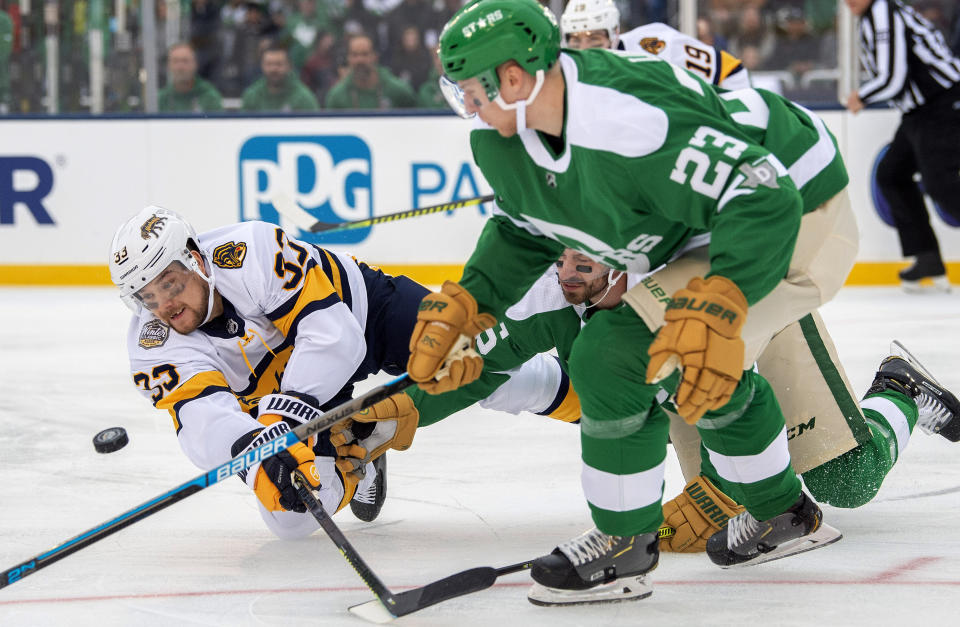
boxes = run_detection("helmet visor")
[439,75,474,118]
[439,69,500,118]
[132,261,191,312]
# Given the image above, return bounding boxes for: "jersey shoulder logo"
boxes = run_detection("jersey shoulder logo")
[140,215,167,239]
[640,37,666,55]
[212,241,248,269]
[139,319,170,349]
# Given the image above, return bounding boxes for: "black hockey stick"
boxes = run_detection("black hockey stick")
[273,192,495,233]
[0,374,414,590]
[295,480,532,624]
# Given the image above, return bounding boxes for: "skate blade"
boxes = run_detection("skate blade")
[721,523,842,569]
[527,574,653,606]
[890,340,941,384]
[901,276,951,293]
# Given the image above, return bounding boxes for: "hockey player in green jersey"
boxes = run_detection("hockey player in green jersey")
[404,0,861,606]
[407,250,960,556]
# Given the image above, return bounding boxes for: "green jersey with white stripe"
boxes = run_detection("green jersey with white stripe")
[460,49,848,315]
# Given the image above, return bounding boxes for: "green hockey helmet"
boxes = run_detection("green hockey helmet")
[439,0,561,103]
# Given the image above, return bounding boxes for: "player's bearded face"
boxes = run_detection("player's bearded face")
[555,250,611,305]
[135,261,209,334]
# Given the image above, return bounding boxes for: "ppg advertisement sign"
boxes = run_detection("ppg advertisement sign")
[238,136,373,244]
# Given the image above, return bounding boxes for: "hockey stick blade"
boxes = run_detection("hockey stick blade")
[348,560,533,623]
[273,193,495,233]
[294,474,399,617]
[296,476,532,623]
[0,374,414,590]
[720,523,843,569]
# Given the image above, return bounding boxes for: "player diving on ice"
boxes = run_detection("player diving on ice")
[109,207,428,537]
[108,206,576,539]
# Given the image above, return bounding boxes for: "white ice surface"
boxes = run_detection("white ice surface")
[0,286,958,626]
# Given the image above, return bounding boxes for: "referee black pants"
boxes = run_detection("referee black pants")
[876,84,960,257]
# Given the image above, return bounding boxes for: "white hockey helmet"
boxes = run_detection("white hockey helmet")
[561,0,620,48]
[109,206,213,315]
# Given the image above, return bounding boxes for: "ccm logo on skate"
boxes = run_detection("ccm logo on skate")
[238,136,372,245]
[215,432,296,482]
[0,157,55,225]
[666,297,739,324]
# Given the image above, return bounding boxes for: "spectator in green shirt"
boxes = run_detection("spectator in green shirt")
[158,43,225,113]
[241,42,320,112]
[325,33,417,110]
[281,0,337,70]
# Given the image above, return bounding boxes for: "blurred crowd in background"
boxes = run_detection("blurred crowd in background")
[1,0,959,114]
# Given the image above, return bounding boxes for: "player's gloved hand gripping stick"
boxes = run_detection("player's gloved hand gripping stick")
[0,373,414,590]
[0,373,532,620]
[331,392,420,480]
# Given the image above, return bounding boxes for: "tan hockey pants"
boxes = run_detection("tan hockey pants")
[623,189,868,476]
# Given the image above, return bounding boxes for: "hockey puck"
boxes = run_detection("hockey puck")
[93,427,129,454]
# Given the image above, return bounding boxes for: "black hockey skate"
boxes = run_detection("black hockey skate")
[867,341,960,442]
[528,528,658,606]
[350,453,386,522]
[706,490,841,568]
[899,252,949,292]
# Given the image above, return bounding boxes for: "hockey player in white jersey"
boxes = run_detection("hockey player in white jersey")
[109,206,433,538]
[560,0,750,89]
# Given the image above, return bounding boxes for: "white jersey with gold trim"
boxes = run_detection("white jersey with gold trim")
[617,22,750,90]
[125,220,369,471]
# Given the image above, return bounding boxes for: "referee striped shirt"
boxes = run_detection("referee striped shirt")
[857,0,960,113]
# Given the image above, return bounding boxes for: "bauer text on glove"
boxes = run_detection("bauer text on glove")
[646,275,747,424]
[231,413,323,513]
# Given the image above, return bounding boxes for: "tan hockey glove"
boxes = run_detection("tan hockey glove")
[646,276,747,424]
[407,281,496,394]
[658,475,745,553]
[330,393,419,479]
[246,413,322,513]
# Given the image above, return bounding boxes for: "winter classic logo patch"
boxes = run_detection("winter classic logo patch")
[139,319,170,349]
[212,241,247,269]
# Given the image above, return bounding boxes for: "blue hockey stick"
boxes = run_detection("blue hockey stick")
[0,374,414,589]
